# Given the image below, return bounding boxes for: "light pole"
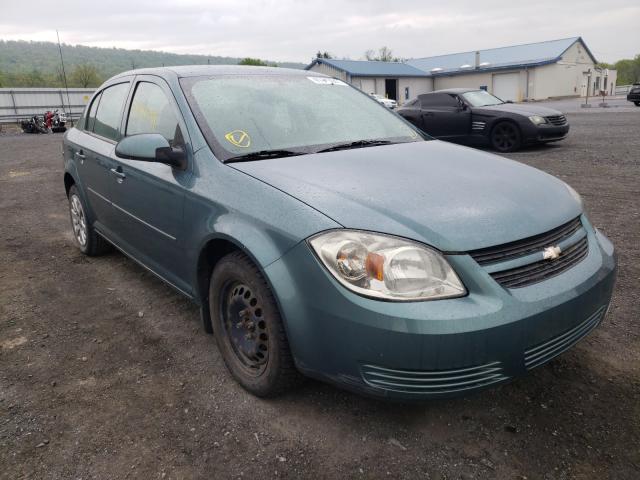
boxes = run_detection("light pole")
[582,69,592,108]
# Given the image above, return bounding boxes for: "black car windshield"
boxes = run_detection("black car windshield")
[180,74,424,161]
[462,90,505,107]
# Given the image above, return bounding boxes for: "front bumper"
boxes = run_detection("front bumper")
[523,122,570,143]
[627,93,640,102]
[265,217,616,400]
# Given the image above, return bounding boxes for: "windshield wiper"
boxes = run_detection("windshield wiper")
[315,139,394,153]
[224,149,307,163]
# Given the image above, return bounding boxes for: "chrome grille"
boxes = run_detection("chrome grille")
[471,121,486,131]
[525,305,606,370]
[545,114,567,126]
[361,361,508,394]
[469,217,582,266]
[490,236,588,288]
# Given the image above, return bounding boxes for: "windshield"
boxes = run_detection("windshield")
[462,90,505,107]
[180,74,424,161]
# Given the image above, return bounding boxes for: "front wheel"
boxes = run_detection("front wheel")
[634,102,640,107]
[490,121,522,152]
[209,251,300,397]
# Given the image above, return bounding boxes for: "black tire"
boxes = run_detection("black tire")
[209,251,300,397]
[67,185,112,256]
[490,121,522,152]
[634,102,640,107]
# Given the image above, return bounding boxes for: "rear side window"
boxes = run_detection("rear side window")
[93,83,130,141]
[85,92,102,132]
[126,82,182,145]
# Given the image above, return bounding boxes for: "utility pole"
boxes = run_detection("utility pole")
[56,30,72,123]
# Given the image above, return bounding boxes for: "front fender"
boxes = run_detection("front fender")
[183,148,340,295]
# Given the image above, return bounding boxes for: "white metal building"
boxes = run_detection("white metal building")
[307,37,616,104]
[306,59,432,104]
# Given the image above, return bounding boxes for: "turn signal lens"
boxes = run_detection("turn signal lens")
[308,230,466,301]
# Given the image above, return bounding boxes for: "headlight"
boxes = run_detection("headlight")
[308,230,466,301]
[529,115,548,125]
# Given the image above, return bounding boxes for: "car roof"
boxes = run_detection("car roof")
[110,65,321,80]
[424,88,481,95]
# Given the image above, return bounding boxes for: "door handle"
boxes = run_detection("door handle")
[110,167,126,183]
[74,150,86,163]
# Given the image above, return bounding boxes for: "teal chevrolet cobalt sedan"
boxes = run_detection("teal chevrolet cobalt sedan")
[62,66,616,400]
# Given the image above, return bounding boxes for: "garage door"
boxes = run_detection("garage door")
[493,73,520,102]
[358,78,376,94]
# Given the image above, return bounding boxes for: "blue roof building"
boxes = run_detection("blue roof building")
[306,37,615,104]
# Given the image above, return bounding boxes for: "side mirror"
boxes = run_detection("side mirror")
[505,100,514,104]
[115,133,186,170]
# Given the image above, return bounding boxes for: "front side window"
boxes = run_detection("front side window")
[93,83,130,141]
[421,93,459,108]
[462,90,505,107]
[126,82,182,145]
[180,75,424,161]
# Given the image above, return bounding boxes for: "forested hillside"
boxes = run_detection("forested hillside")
[0,40,306,87]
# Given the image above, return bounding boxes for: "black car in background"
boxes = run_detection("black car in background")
[397,88,569,152]
[627,84,640,106]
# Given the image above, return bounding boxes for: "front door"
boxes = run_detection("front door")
[419,93,471,138]
[108,77,192,293]
[385,79,398,100]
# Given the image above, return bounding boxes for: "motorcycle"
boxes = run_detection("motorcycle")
[20,109,67,134]
[20,115,48,134]
[44,109,67,133]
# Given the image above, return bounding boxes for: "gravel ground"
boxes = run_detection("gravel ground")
[1,111,639,479]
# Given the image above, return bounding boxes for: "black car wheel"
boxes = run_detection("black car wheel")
[209,251,300,397]
[490,121,521,152]
[634,102,640,107]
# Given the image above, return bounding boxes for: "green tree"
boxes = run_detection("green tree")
[70,64,101,87]
[20,69,45,86]
[316,51,332,59]
[614,55,640,84]
[238,57,269,66]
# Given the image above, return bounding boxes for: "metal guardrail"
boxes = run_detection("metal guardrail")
[0,87,95,124]
[615,85,633,95]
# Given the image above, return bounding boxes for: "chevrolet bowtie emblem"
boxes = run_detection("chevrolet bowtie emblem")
[543,245,562,260]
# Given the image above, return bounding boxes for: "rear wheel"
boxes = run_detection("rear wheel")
[209,251,300,397]
[68,185,111,256]
[490,121,521,152]
[634,101,640,107]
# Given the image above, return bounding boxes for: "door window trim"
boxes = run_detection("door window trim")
[118,75,192,170]
[83,79,133,145]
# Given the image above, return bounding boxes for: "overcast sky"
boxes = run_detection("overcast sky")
[1,0,638,63]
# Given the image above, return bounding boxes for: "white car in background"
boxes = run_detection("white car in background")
[369,93,397,109]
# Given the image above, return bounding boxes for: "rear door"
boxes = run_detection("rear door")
[108,76,192,292]
[73,81,131,234]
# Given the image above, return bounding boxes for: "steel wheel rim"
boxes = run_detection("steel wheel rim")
[220,281,269,376]
[493,124,517,150]
[70,194,87,247]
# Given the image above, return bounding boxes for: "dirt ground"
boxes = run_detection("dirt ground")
[1,111,639,479]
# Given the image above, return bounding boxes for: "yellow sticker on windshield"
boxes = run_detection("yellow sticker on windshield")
[225,130,251,148]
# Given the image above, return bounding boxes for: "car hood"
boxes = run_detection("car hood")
[475,103,564,117]
[231,141,581,251]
